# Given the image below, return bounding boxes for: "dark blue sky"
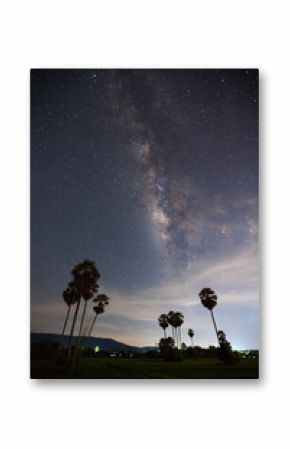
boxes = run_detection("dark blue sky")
[31,69,258,348]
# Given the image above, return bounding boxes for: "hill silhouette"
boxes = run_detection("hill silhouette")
[30,332,153,353]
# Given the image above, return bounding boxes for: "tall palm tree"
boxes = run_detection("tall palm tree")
[199,287,219,344]
[58,282,78,354]
[158,314,169,338]
[175,312,184,349]
[188,328,194,347]
[87,294,110,339]
[75,260,100,348]
[67,259,100,357]
[167,311,176,342]
[167,311,184,348]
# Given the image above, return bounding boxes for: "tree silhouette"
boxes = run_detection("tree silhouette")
[167,311,184,348]
[199,287,219,344]
[217,330,227,344]
[158,336,175,352]
[158,314,169,338]
[175,312,184,349]
[158,337,182,361]
[187,328,194,347]
[217,330,235,364]
[58,282,78,354]
[87,294,110,339]
[67,260,100,357]
[167,311,176,341]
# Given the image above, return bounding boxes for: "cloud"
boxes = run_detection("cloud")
[31,239,258,348]
[39,241,258,317]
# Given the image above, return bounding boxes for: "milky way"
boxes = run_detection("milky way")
[31,69,259,348]
[104,70,258,273]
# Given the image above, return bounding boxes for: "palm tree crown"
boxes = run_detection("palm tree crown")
[158,314,169,330]
[167,311,175,328]
[199,287,217,311]
[167,311,184,348]
[158,313,169,338]
[93,294,109,316]
[63,281,80,306]
[93,303,105,315]
[93,293,109,305]
[72,259,100,300]
[188,328,194,339]
[87,293,110,340]
[175,312,184,328]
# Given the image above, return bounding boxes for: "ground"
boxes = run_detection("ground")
[31,357,259,379]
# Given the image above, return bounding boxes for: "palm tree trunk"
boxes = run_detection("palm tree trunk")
[67,298,81,358]
[88,314,97,339]
[210,309,219,344]
[165,328,167,339]
[163,328,166,339]
[80,313,98,350]
[58,305,71,354]
[76,300,88,351]
[77,311,98,353]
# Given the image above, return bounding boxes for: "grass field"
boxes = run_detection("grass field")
[31,357,259,379]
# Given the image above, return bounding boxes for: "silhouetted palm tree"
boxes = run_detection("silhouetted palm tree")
[199,287,219,344]
[175,312,184,349]
[158,314,169,338]
[87,294,110,339]
[58,282,78,354]
[67,260,100,357]
[188,328,194,347]
[217,330,226,344]
[167,311,176,341]
[74,260,100,334]
[167,311,184,348]
[216,329,235,364]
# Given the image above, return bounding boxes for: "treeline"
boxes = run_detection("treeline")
[157,288,238,365]
[31,340,258,363]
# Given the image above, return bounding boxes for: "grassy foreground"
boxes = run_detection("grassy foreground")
[31,357,259,379]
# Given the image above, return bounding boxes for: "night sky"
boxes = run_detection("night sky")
[31,69,259,349]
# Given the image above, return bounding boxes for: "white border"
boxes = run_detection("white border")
[0,1,289,448]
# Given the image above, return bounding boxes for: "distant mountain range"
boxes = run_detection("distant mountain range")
[31,333,156,353]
